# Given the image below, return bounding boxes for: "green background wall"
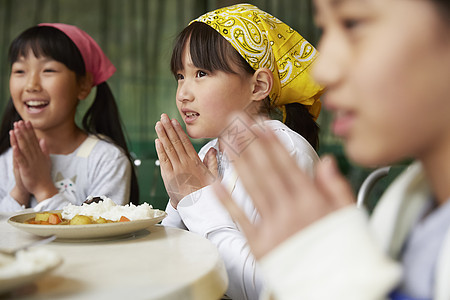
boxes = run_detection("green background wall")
[0,0,380,210]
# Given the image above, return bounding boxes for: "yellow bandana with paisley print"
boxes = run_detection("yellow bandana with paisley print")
[192,3,323,121]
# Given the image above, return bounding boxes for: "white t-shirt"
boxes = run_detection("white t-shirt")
[0,135,131,212]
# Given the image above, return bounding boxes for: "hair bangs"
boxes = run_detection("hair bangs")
[171,21,253,78]
[9,26,85,76]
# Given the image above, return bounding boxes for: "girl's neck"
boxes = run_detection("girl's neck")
[34,125,87,155]
[217,114,269,153]
[420,133,450,206]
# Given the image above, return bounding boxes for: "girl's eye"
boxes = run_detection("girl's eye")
[340,16,370,41]
[43,68,57,73]
[11,64,25,74]
[196,70,207,78]
[176,73,184,80]
[343,18,360,30]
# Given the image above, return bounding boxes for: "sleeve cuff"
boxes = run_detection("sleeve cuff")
[177,185,236,237]
[260,206,402,300]
[33,193,69,211]
[161,200,187,229]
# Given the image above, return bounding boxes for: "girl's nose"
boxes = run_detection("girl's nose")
[176,82,194,103]
[25,72,42,92]
[312,31,347,88]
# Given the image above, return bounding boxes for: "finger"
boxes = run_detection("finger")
[315,155,355,208]
[160,114,188,159]
[252,118,315,199]
[171,118,200,160]
[10,131,20,167]
[19,120,40,148]
[39,138,49,158]
[13,125,30,162]
[240,113,313,201]
[228,124,296,219]
[9,129,17,148]
[212,181,256,238]
[10,132,22,178]
[11,144,19,170]
[155,121,181,165]
[231,139,281,218]
[155,138,174,172]
[24,121,40,143]
[14,121,40,161]
[203,148,218,178]
[220,114,290,217]
[11,144,27,169]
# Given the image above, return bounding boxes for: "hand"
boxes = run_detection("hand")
[212,113,354,259]
[9,128,30,206]
[155,114,217,208]
[10,121,58,202]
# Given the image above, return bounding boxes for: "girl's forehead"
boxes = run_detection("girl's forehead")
[314,0,376,13]
[180,45,193,68]
[12,43,48,62]
[13,49,52,63]
[315,0,371,6]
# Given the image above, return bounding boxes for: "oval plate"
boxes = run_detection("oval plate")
[7,210,167,240]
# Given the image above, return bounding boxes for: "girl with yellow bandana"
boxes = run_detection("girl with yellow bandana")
[155,4,323,299]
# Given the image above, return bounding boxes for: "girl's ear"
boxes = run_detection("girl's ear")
[77,72,93,100]
[251,68,273,101]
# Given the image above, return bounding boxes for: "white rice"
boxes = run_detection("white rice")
[61,196,162,221]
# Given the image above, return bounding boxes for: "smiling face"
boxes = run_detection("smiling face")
[9,50,84,134]
[175,44,256,139]
[313,0,450,166]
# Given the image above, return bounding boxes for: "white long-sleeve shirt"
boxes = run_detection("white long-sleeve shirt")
[0,135,131,212]
[162,120,320,300]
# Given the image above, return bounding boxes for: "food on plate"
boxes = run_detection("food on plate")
[26,212,63,225]
[69,215,94,225]
[24,213,126,225]
[62,196,159,221]
[24,196,160,225]
[119,216,130,222]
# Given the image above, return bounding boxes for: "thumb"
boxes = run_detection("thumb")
[203,148,218,178]
[39,139,50,157]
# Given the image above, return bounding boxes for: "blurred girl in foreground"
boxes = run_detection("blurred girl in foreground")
[213,0,450,299]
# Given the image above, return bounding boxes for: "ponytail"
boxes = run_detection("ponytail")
[284,103,320,151]
[261,98,319,151]
[82,82,139,205]
[0,99,21,155]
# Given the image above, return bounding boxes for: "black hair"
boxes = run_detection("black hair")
[433,0,450,22]
[0,26,139,205]
[170,21,319,150]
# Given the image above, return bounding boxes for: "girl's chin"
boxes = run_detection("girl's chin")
[185,129,208,140]
[185,126,218,140]
[345,143,400,168]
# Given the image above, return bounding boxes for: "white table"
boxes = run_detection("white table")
[0,215,228,299]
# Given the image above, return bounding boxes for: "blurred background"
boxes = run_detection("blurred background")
[0,0,383,210]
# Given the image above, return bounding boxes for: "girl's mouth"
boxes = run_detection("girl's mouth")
[332,110,355,138]
[184,111,200,123]
[25,100,49,113]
